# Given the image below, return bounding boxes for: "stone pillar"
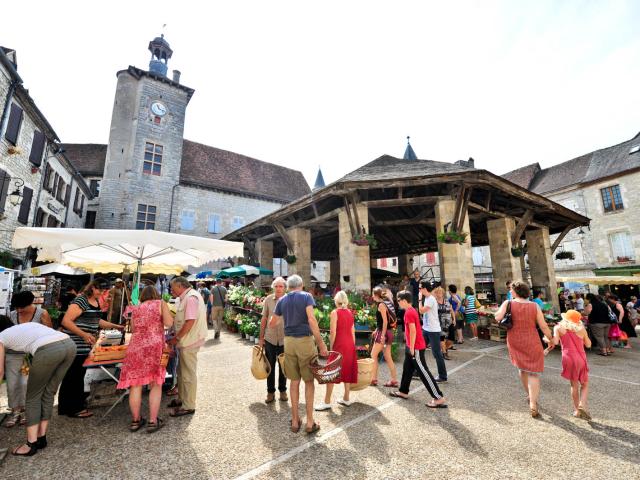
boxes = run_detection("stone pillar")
[525,227,560,312]
[256,239,273,288]
[329,259,340,287]
[434,198,475,292]
[487,217,522,303]
[338,204,372,292]
[397,254,413,277]
[287,227,311,289]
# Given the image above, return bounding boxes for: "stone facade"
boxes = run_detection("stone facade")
[338,205,372,292]
[487,217,523,301]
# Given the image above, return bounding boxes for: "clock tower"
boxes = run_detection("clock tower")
[96,34,194,231]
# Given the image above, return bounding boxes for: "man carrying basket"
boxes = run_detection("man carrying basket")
[271,275,328,434]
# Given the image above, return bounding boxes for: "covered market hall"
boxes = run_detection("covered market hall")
[224,155,590,311]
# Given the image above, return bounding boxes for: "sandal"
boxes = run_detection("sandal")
[129,418,147,432]
[35,435,47,449]
[370,379,378,386]
[71,410,94,419]
[383,380,399,387]
[169,408,195,417]
[146,418,164,433]
[4,412,22,428]
[530,404,540,418]
[426,400,448,409]
[389,391,408,400]
[305,422,321,434]
[11,441,38,457]
[577,407,592,421]
[290,420,301,433]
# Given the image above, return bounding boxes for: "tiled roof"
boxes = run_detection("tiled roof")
[339,155,474,183]
[62,144,107,176]
[63,140,311,203]
[179,140,310,203]
[502,132,640,194]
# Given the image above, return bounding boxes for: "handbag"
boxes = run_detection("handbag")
[251,345,271,380]
[500,301,513,330]
[606,304,618,324]
[608,323,622,339]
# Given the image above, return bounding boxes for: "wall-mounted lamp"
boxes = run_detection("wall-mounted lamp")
[578,227,585,236]
[8,178,24,206]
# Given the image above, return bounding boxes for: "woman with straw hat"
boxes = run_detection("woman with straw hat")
[546,309,592,420]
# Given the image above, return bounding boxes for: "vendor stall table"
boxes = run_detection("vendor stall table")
[82,357,128,422]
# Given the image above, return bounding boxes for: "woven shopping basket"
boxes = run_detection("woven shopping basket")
[309,351,343,384]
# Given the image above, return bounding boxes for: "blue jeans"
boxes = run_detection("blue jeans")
[422,330,447,380]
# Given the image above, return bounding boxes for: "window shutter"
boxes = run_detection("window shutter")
[17,186,33,224]
[56,180,65,202]
[52,173,59,197]
[64,184,71,206]
[79,194,84,217]
[42,164,51,192]
[0,169,10,213]
[29,131,46,166]
[35,208,46,227]
[4,103,23,145]
[73,188,80,212]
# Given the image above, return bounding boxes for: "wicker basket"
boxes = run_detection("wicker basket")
[309,351,343,384]
[349,358,375,391]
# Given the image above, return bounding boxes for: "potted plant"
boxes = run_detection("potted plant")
[555,251,575,261]
[7,145,22,155]
[510,246,524,257]
[616,255,631,263]
[352,233,378,249]
[437,230,468,245]
[285,254,297,264]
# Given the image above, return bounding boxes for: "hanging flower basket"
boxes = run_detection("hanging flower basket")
[7,145,22,155]
[285,254,297,264]
[437,230,468,245]
[352,233,378,249]
[511,246,524,257]
[555,251,575,261]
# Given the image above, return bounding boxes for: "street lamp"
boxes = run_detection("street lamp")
[8,178,24,206]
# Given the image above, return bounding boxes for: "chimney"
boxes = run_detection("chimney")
[172,70,181,83]
[467,157,475,168]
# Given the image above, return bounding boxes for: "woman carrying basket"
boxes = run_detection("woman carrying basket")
[315,291,357,411]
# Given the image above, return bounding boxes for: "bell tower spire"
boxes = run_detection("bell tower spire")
[148,33,173,77]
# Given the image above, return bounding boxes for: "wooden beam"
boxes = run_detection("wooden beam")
[349,193,362,234]
[372,218,435,227]
[273,223,294,253]
[295,208,340,229]
[484,190,492,211]
[511,209,534,244]
[551,225,574,253]
[342,196,357,237]
[363,195,440,208]
[468,202,546,229]
[456,187,472,232]
[451,184,465,232]
[242,237,257,263]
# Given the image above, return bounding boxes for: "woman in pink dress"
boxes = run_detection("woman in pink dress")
[315,291,358,410]
[547,309,592,420]
[117,286,174,432]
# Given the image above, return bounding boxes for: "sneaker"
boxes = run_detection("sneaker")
[471,337,478,341]
[337,399,353,407]
[434,377,447,383]
[314,402,332,411]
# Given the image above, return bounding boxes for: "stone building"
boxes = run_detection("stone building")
[64,35,310,243]
[503,131,640,284]
[0,46,91,265]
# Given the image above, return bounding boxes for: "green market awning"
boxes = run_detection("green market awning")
[216,264,274,278]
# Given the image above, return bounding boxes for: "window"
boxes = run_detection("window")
[601,185,623,212]
[609,231,634,262]
[46,215,59,228]
[42,164,52,192]
[89,179,100,196]
[29,131,45,166]
[72,188,85,217]
[85,211,96,229]
[64,184,71,206]
[630,144,640,155]
[17,187,33,224]
[180,209,195,231]
[136,204,156,230]
[56,179,66,203]
[143,142,163,175]
[4,103,23,145]
[232,216,245,230]
[154,116,161,125]
[207,214,221,234]
[35,208,46,227]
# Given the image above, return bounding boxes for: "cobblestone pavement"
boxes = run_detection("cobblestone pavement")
[1,331,639,479]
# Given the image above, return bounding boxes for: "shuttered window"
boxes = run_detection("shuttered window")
[56,179,66,202]
[79,194,84,217]
[29,131,45,166]
[207,214,221,234]
[52,173,59,197]
[4,103,23,145]
[35,208,46,227]
[17,187,33,224]
[42,164,51,192]
[180,209,195,231]
[64,184,71,206]
[0,169,11,213]
[46,215,58,228]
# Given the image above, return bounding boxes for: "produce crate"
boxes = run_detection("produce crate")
[478,327,491,340]
[489,326,507,343]
[91,345,127,362]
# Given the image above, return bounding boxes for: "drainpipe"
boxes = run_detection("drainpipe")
[167,183,179,232]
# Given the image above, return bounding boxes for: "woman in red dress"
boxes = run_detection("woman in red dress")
[117,286,174,432]
[315,291,358,410]
[495,281,554,418]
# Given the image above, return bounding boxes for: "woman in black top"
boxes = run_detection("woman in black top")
[58,279,124,417]
[586,293,611,356]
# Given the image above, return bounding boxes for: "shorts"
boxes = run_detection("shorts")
[373,329,394,345]
[283,336,317,382]
[465,313,478,324]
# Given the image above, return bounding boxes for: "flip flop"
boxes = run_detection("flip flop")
[305,422,321,434]
[383,380,399,387]
[71,410,94,419]
[389,391,408,400]
[169,408,195,417]
[426,401,448,409]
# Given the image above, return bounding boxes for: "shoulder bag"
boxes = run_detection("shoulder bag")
[500,301,513,330]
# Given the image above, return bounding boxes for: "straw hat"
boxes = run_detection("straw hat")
[561,309,582,323]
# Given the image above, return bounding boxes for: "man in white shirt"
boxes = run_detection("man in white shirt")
[574,293,585,312]
[418,282,447,382]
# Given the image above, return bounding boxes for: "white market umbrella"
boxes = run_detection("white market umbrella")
[12,228,243,275]
[22,263,88,276]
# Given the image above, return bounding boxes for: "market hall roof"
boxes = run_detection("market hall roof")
[502,131,640,195]
[224,154,590,260]
[63,140,311,203]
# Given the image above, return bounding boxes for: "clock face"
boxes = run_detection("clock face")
[151,102,167,117]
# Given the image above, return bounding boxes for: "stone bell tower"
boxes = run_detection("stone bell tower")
[96,34,194,231]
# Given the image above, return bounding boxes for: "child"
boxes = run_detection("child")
[389,290,447,408]
[546,309,591,420]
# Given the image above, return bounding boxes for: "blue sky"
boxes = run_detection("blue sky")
[3,1,639,186]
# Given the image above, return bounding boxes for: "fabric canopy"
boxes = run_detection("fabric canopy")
[12,228,243,274]
[216,264,274,278]
[556,275,640,286]
[22,263,88,276]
